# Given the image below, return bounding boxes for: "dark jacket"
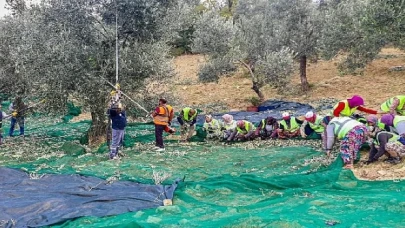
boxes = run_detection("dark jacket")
[109,109,127,130]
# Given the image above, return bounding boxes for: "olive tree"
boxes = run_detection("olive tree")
[192,1,296,101]
[320,0,405,74]
[0,0,175,144]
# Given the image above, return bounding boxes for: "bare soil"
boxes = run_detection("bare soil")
[171,48,405,181]
[172,48,405,110]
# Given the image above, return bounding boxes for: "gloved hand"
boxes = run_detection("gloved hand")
[12,111,18,117]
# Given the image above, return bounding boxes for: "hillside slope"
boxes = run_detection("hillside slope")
[171,48,405,181]
[172,48,405,111]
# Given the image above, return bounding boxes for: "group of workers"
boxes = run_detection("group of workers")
[151,95,405,169]
[3,93,405,169]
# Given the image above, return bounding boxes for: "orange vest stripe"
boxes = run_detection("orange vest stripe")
[154,106,173,126]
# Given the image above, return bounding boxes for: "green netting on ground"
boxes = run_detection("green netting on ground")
[1,117,405,227]
[61,102,82,123]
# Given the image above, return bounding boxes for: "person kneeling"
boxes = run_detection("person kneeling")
[300,111,325,140]
[203,115,222,140]
[255,117,278,140]
[221,114,237,141]
[277,112,303,139]
[228,120,256,142]
[366,128,403,165]
[177,107,197,142]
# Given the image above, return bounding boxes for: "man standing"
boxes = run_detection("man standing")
[152,98,174,152]
[108,102,127,159]
[9,97,27,137]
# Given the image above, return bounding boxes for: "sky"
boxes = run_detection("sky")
[0,0,40,18]
[0,0,10,18]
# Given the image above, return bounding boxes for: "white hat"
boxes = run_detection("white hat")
[305,111,314,119]
[282,112,290,118]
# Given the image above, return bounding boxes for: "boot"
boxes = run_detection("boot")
[19,127,24,136]
[388,157,401,165]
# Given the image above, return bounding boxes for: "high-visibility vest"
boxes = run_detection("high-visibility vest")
[368,119,386,130]
[374,131,401,146]
[183,107,197,122]
[153,105,173,126]
[393,116,405,128]
[280,117,300,133]
[377,120,385,130]
[203,119,221,132]
[380,95,405,113]
[308,115,325,133]
[333,100,358,117]
[236,121,255,134]
[330,117,362,139]
[223,120,236,131]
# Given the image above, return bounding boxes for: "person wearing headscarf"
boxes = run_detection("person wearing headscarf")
[300,111,324,139]
[228,120,256,141]
[255,117,279,139]
[380,95,405,115]
[277,112,303,139]
[365,114,395,133]
[380,114,405,138]
[324,117,368,169]
[365,127,403,165]
[203,114,222,140]
[332,95,379,117]
[221,114,237,141]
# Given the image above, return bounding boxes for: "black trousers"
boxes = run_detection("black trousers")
[155,125,165,148]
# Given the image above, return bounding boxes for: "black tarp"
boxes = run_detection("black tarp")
[0,167,180,228]
[189,100,316,126]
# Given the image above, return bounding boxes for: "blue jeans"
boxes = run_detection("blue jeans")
[110,129,125,159]
[9,117,24,136]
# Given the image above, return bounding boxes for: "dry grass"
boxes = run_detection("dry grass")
[171,48,405,111]
[171,48,405,181]
[72,113,92,122]
[353,151,405,181]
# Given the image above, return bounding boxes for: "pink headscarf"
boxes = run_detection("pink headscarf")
[381,114,395,126]
[366,115,378,124]
[237,120,245,127]
[222,114,233,124]
[347,95,364,108]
